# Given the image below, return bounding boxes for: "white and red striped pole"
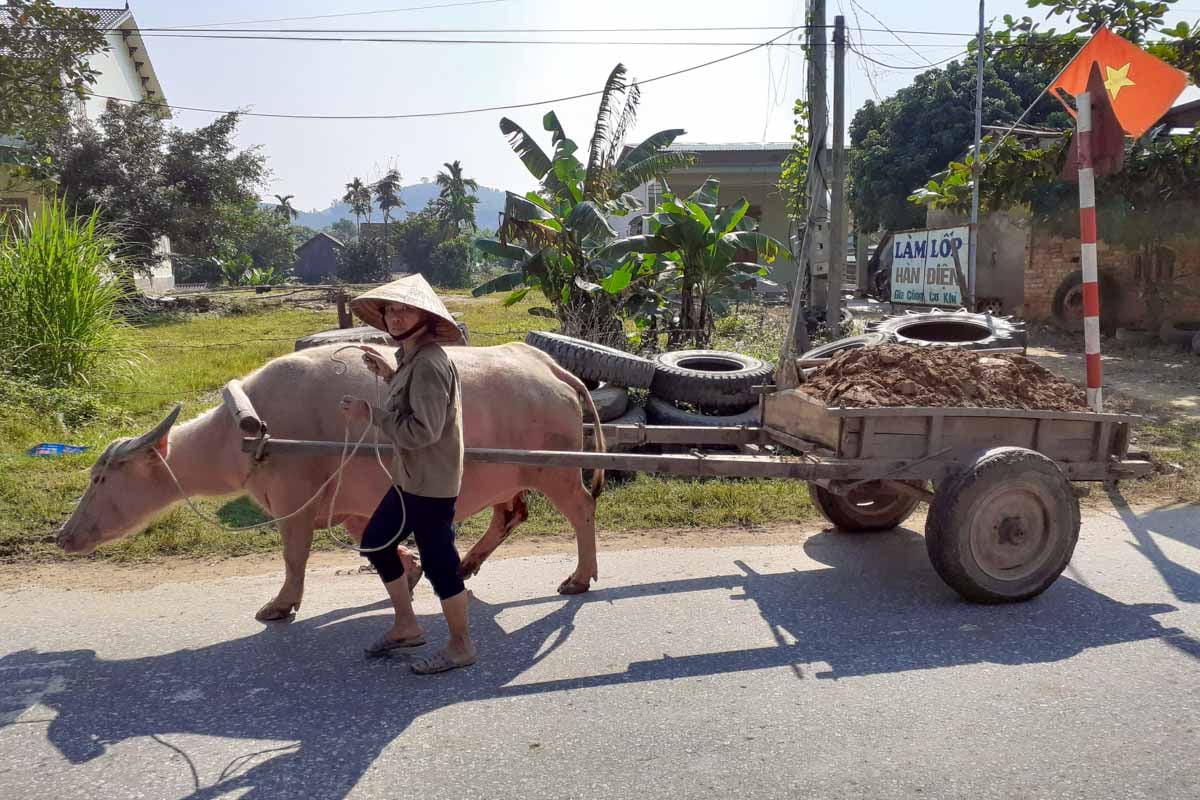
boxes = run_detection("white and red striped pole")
[1075,90,1103,412]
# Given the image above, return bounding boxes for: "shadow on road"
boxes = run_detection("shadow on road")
[1104,487,1200,604]
[1,529,1194,799]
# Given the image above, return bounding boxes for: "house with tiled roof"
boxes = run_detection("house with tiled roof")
[1,3,173,290]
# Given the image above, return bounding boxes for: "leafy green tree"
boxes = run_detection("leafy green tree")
[474,63,693,343]
[0,1,108,152]
[599,178,787,348]
[342,177,372,228]
[427,236,475,288]
[910,0,1200,328]
[435,160,480,232]
[778,100,811,221]
[286,224,317,254]
[388,202,446,274]
[328,218,357,243]
[847,61,1023,233]
[373,168,404,262]
[336,237,390,283]
[273,194,298,222]
[42,103,267,270]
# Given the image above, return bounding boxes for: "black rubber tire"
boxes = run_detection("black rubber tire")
[1052,270,1118,334]
[649,350,774,412]
[1114,327,1156,347]
[1158,320,1200,350]
[925,447,1080,604]
[525,331,656,388]
[584,384,629,423]
[808,482,923,532]
[868,309,1027,351]
[800,333,886,360]
[645,396,760,427]
[609,403,647,426]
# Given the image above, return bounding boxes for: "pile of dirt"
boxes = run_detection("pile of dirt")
[799,344,1089,412]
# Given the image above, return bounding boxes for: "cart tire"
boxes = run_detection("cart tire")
[925,447,1080,603]
[585,384,629,423]
[609,403,647,426]
[525,331,656,388]
[649,350,774,412]
[1114,327,1156,347]
[644,396,760,427]
[808,482,923,532]
[1158,320,1200,350]
[1052,270,1118,334]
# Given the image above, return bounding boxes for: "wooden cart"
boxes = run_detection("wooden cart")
[236,377,1154,604]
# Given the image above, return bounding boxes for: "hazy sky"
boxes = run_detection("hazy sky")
[64,0,1199,210]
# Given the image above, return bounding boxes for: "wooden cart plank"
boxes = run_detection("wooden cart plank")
[583,424,762,446]
[827,406,1140,423]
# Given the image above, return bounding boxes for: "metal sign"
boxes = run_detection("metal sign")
[890,226,968,307]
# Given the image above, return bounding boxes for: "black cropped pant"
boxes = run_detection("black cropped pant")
[361,487,463,600]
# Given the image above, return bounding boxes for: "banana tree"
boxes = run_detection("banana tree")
[473,63,693,343]
[598,178,788,348]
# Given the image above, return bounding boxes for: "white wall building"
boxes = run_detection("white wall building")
[1,4,173,291]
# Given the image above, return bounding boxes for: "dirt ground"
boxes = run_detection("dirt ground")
[1026,324,1200,421]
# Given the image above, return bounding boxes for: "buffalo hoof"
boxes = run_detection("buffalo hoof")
[255,600,299,622]
[556,576,592,595]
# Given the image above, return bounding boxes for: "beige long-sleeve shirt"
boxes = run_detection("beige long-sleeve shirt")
[370,343,464,498]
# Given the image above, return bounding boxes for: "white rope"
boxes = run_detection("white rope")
[154,344,408,554]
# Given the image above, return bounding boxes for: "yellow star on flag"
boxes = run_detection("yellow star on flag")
[1103,62,1135,100]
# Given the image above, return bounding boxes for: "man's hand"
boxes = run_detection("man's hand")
[340,395,371,422]
[359,346,395,381]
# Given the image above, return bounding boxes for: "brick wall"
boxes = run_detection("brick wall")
[1024,226,1200,326]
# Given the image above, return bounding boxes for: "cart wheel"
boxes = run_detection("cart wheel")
[808,482,923,532]
[925,447,1080,603]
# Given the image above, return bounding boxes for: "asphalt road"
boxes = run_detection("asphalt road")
[2,503,1197,800]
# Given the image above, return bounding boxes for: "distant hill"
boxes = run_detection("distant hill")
[294,183,506,231]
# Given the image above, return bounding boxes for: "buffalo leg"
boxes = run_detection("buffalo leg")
[256,511,316,621]
[460,492,529,578]
[538,475,598,595]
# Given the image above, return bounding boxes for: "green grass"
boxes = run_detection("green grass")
[0,296,817,564]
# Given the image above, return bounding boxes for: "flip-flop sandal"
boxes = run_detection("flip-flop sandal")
[411,651,478,675]
[364,633,426,657]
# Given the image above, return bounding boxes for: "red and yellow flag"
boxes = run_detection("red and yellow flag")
[1049,26,1190,138]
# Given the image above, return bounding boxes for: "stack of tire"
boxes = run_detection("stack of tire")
[800,308,1028,362]
[524,331,773,429]
[1158,320,1200,355]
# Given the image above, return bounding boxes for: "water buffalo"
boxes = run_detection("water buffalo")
[56,342,605,619]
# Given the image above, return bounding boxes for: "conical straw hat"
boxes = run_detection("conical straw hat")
[350,274,464,345]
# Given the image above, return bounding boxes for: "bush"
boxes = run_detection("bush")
[0,198,139,387]
[426,237,474,288]
[335,237,390,283]
[0,374,123,429]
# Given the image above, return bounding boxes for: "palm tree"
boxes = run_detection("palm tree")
[434,160,480,232]
[373,169,404,263]
[342,178,372,231]
[475,63,695,342]
[273,194,298,223]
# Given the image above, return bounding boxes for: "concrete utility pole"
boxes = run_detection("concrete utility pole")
[826,15,846,330]
[968,0,985,309]
[780,0,827,379]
